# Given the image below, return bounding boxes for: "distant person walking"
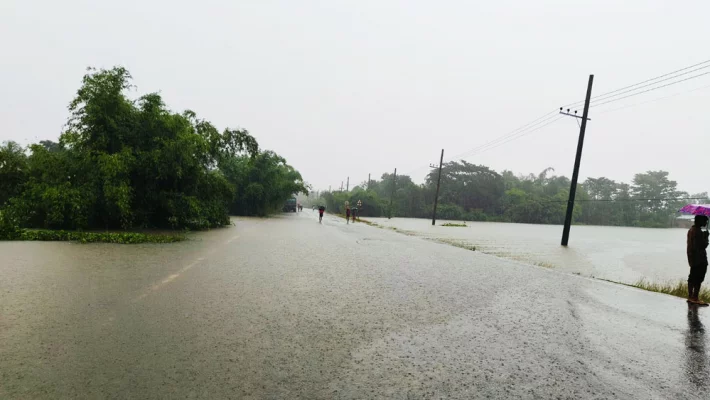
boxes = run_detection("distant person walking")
[345,206,351,224]
[687,215,709,305]
[318,205,325,223]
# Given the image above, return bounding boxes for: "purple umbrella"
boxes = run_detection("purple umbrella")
[679,204,710,217]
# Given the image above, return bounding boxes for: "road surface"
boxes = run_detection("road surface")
[1,211,709,399]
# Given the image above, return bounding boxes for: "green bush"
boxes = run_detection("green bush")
[0,228,184,244]
[0,210,23,240]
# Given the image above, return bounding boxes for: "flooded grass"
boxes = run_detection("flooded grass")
[2,229,186,244]
[441,222,467,227]
[427,238,476,251]
[629,279,710,303]
[334,214,375,225]
[533,261,555,269]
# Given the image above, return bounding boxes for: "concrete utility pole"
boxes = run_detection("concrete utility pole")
[561,74,594,246]
[368,173,371,190]
[346,177,349,192]
[340,181,343,191]
[431,149,445,226]
[388,168,397,219]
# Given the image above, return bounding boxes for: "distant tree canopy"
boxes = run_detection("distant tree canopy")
[317,162,703,228]
[0,67,307,232]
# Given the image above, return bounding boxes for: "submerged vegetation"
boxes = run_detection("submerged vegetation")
[428,238,476,252]
[630,279,710,304]
[0,67,307,241]
[7,229,184,244]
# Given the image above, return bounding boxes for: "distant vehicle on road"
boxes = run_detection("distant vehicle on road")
[283,198,297,212]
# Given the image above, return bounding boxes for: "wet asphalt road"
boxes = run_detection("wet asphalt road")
[1,211,709,399]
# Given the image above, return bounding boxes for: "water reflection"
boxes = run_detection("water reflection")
[685,306,709,390]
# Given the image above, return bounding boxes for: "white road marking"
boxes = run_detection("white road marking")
[132,235,229,302]
[133,257,206,301]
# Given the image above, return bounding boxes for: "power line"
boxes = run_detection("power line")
[584,197,708,202]
[587,64,710,107]
[597,82,710,114]
[407,114,566,178]
[562,58,710,108]
[464,115,566,158]
[401,109,560,177]
[587,64,710,106]
[449,111,559,161]
[589,71,710,108]
[544,197,709,203]
[404,59,710,179]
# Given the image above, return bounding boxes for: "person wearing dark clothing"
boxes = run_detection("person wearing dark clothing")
[318,206,325,223]
[687,215,709,305]
[345,206,351,224]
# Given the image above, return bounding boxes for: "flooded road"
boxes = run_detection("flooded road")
[368,217,689,285]
[1,211,709,399]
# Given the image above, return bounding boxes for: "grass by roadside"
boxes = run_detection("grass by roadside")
[333,214,378,226]
[427,238,476,251]
[1,229,185,244]
[441,222,467,227]
[598,278,710,303]
[628,279,710,303]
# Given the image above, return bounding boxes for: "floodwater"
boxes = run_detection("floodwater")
[367,217,689,285]
[1,214,709,398]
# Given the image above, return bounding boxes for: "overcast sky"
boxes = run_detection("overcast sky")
[2,0,709,194]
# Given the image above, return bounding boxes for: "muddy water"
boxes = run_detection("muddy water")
[1,214,708,398]
[367,217,689,284]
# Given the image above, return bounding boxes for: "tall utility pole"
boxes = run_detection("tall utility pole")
[368,173,371,190]
[431,149,445,226]
[561,74,594,246]
[346,177,349,192]
[388,168,397,219]
[340,181,343,191]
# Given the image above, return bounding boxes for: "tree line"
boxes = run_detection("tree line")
[0,67,307,236]
[317,161,706,228]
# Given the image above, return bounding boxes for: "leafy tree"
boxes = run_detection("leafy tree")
[632,171,679,212]
[223,151,308,216]
[426,161,504,214]
[0,141,28,206]
[1,66,306,235]
[581,177,617,225]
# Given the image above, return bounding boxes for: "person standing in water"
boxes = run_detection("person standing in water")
[687,215,709,305]
[345,206,351,224]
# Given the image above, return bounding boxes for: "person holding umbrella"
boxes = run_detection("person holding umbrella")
[681,205,710,305]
